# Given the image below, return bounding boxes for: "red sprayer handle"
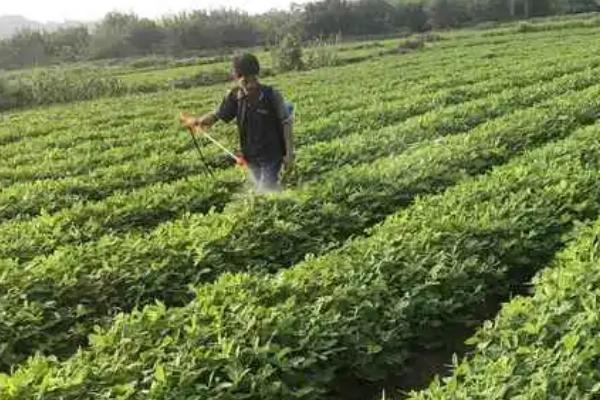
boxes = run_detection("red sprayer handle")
[235,154,247,167]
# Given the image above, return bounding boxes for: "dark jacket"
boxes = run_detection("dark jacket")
[216,85,288,162]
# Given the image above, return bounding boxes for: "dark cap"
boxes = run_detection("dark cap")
[232,53,260,78]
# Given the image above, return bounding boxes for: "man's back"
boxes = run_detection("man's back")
[217,85,289,162]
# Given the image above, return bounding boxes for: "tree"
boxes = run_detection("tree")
[0,30,48,68]
[348,0,399,35]
[210,10,261,48]
[255,10,303,45]
[303,0,352,37]
[1,0,599,70]
[555,0,600,12]
[272,33,304,72]
[426,0,469,28]
[395,2,430,32]
[509,0,554,17]
[126,19,165,55]
[88,12,138,59]
[464,0,512,21]
[45,26,90,61]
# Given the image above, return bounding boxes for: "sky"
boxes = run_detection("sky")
[0,0,311,23]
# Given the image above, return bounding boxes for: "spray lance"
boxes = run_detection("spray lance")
[179,112,247,171]
[195,126,248,167]
[182,122,214,177]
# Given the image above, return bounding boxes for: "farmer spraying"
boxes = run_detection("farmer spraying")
[181,53,295,193]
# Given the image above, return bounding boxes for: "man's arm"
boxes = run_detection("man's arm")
[181,90,237,132]
[195,112,219,129]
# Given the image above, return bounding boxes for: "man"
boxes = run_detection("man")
[181,53,294,193]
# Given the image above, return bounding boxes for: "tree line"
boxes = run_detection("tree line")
[1,0,599,70]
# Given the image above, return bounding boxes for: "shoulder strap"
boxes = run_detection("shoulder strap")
[261,85,277,114]
[233,87,247,151]
[234,88,246,126]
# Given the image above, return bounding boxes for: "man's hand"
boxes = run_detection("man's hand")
[179,112,216,133]
[179,113,199,133]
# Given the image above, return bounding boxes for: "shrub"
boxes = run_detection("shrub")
[516,21,535,32]
[304,38,340,69]
[0,68,128,111]
[398,33,441,53]
[271,33,304,72]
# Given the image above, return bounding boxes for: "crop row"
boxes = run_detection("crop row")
[290,64,600,181]
[4,86,600,399]
[0,29,600,186]
[0,48,517,185]
[409,217,600,399]
[443,22,600,49]
[0,102,211,168]
[0,33,569,173]
[1,34,596,212]
[0,128,190,186]
[294,49,600,150]
[3,61,598,266]
[0,39,454,149]
[5,43,600,224]
[0,92,211,148]
[0,150,226,223]
[1,52,584,224]
[2,80,600,371]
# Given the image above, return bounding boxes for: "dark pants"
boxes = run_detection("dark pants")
[247,158,282,193]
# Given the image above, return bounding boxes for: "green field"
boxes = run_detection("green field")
[2,15,600,399]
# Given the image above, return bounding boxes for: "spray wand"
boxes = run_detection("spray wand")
[180,112,247,170]
[194,126,247,167]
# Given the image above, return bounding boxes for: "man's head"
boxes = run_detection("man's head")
[232,53,260,94]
